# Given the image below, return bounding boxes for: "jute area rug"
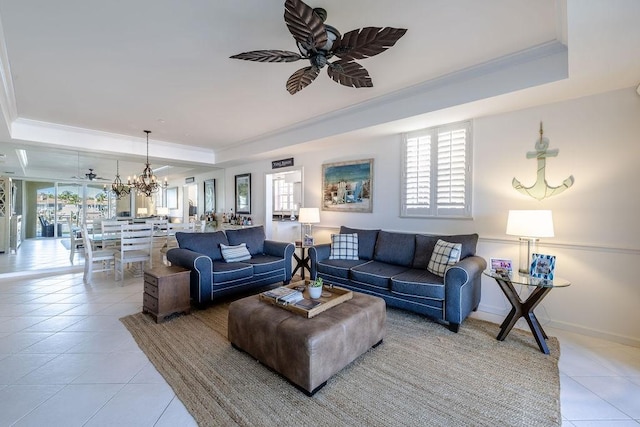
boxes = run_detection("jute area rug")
[121,302,560,427]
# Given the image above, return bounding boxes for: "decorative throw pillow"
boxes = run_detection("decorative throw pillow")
[220,243,252,263]
[328,233,359,260]
[427,239,462,277]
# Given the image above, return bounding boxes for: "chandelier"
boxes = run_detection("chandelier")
[109,160,130,199]
[133,130,160,197]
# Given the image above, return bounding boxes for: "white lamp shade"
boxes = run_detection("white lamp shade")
[137,207,148,215]
[156,207,169,215]
[506,210,554,238]
[298,207,320,224]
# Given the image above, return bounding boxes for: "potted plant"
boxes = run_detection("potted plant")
[308,277,323,299]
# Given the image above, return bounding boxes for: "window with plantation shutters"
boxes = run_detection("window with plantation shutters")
[401,121,472,218]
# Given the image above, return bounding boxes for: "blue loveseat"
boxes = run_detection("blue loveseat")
[166,226,295,306]
[309,226,486,332]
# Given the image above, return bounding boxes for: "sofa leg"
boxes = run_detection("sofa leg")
[448,323,460,333]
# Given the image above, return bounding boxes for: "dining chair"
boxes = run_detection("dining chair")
[101,220,122,250]
[161,222,195,265]
[115,223,153,281]
[146,218,169,267]
[82,224,115,285]
[68,217,82,265]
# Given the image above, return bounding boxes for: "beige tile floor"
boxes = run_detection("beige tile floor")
[0,238,639,426]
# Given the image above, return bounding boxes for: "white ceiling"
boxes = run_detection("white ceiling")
[0,0,639,182]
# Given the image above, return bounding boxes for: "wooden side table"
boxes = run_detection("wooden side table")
[143,265,191,323]
[292,242,312,281]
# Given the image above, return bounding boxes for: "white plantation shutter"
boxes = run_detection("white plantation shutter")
[401,121,472,218]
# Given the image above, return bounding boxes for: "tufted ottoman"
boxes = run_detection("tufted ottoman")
[228,291,386,395]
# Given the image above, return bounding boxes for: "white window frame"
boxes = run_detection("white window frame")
[273,177,294,213]
[401,120,473,218]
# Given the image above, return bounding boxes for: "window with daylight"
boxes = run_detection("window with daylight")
[273,177,295,213]
[401,121,472,218]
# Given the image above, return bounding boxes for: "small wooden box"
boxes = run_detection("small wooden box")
[143,265,191,323]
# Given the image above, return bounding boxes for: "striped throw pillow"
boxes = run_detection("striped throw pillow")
[329,233,359,260]
[427,239,462,277]
[220,243,252,263]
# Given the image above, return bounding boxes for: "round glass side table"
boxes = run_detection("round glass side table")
[483,270,570,354]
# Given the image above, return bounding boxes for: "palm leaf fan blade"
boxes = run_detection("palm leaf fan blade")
[229,50,302,63]
[286,66,320,94]
[284,0,327,49]
[334,27,407,60]
[327,60,372,88]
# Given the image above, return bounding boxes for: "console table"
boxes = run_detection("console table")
[484,271,570,354]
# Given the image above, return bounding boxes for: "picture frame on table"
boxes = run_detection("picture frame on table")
[321,158,373,212]
[490,258,513,278]
[530,253,556,280]
[235,173,251,214]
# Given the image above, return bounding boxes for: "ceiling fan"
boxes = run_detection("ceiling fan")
[230,0,407,94]
[71,168,108,182]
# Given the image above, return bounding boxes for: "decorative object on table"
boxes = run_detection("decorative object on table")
[136,207,148,218]
[506,210,554,274]
[204,179,216,214]
[108,160,130,199]
[235,173,251,214]
[512,122,574,200]
[298,207,319,246]
[229,0,407,94]
[490,258,513,275]
[530,253,556,280]
[308,277,323,299]
[133,130,161,197]
[322,158,373,212]
[156,207,169,219]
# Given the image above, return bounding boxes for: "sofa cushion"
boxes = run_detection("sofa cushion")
[329,233,359,260]
[317,259,370,279]
[220,243,252,263]
[176,231,228,261]
[350,261,409,290]
[413,233,478,268]
[340,226,380,260]
[391,269,445,300]
[226,226,265,255]
[427,239,462,277]
[212,260,253,284]
[373,231,415,267]
[243,254,285,275]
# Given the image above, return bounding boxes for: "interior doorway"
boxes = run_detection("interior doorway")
[264,168,303,242]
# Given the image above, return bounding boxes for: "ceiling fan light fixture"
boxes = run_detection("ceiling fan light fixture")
[133,130,160,197]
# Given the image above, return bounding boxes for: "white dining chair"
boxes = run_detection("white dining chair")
[115,223,153,281]
[146,218,169,267]
[82,224,116,285]
[161,222,195,265]
[100,220,122,250]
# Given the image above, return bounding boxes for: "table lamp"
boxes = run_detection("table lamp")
[156,207,169,218]
[137,207,148,218]
[506,210,554,274]
[298,207,320,246]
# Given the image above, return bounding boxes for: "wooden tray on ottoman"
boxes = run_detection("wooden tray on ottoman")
[259,282,352,318]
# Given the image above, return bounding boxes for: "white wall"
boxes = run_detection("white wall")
[218,87,640,345]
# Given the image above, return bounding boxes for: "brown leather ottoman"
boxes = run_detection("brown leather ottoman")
[228,291,386,395]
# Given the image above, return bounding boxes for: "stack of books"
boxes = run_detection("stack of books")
[262,286,304,305]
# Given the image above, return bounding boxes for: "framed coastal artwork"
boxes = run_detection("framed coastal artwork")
[235,173,251,214]
[204,179,216,213]
[322,159,373,212]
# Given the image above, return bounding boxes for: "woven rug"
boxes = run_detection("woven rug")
[121,303,561,427]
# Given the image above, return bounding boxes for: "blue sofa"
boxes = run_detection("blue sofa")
[166,226,295,306]
[309,226,486,332]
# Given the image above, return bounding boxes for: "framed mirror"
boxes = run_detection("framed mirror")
[235,173,251,214]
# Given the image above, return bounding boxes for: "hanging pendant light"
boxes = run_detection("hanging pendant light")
[109,160,130,199]
[133,130,160,197]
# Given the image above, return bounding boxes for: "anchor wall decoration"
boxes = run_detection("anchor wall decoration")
[512,122,574,201]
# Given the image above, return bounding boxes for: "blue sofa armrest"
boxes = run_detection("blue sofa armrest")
[444,255,487,329]
[263,240,295,281]
[167,247,213,305]
[308,243,331,280]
